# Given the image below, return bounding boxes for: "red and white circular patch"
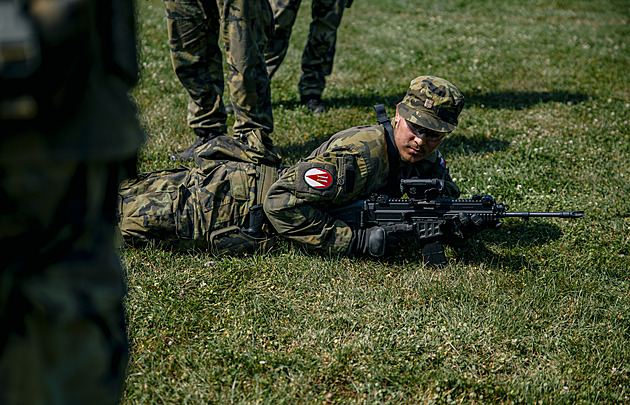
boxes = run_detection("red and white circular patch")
[304,167,334,190]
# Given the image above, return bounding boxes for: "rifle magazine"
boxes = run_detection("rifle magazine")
[421,241,447,265]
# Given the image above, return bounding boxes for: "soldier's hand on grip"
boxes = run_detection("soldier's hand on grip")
[348,227,387,257]
[447,212,501,245]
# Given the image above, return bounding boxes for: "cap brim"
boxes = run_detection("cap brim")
[398,103,456,133]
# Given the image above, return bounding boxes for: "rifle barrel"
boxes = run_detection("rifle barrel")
[503,211,584,219]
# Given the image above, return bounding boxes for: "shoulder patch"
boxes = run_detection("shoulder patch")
[304,167,334,189]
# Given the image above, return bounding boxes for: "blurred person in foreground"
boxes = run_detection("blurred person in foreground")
[117,75,489,258]
[0,1,143,404]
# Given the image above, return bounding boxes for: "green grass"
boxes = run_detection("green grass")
[123,0,630,403]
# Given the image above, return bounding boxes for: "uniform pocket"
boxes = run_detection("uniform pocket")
[229,164,251,201]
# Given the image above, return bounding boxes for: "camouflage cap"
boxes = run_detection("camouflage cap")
[397,76,465,133]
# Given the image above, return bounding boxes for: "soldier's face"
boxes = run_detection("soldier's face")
[393,110,447,163]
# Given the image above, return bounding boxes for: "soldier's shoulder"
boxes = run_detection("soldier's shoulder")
[303,124,387,161]
[329,124,385,149]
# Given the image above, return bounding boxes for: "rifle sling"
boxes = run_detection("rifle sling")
[373,104,399,193]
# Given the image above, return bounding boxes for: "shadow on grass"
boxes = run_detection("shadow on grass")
[465,90,589,110]
[454,221,565,269]
[124,221,564,275]
[273,93,403,112]
[274,90,588,112]
[382,221,564,270]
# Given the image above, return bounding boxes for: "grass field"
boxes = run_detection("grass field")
[122,0,630,403]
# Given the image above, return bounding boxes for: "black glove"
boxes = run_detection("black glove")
[348,227,387,257]
[446,212,500,245]
[347,224,415,257]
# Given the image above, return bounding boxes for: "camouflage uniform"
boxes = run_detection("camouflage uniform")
[263,123,459,254]
[163,0,275,140]
[118,76,463,257]
[119,135,280,253]
[264,75,465,254]
[119,120,455,254]
[0,1,143,404]
[264,0,352,100]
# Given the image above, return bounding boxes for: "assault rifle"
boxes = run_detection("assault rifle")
[329,179,584,265]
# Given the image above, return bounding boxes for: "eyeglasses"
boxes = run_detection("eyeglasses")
[405,119,447,142]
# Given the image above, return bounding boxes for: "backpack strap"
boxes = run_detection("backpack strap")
[374,104,399,194]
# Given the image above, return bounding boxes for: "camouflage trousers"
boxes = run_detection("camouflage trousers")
[118,135,279,253]
[0,156,134,405]
[264,0,351,98]
[163,0,274,135]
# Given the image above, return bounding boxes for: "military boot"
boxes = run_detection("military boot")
[169,129,220,161]
[301,95,326,114]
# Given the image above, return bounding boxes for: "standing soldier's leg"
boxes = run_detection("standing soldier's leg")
[298,0,348,103]
[164,0,227,160]
[264,0,303,80]
[222,0,275,145]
